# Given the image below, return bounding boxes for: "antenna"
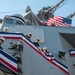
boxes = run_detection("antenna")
[67,12,75,19]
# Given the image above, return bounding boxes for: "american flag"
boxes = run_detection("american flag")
[47,16,72,26]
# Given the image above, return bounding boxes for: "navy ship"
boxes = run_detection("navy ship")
[0,0,75,75]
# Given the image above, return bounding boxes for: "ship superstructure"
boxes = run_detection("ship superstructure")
[0,0,75,75]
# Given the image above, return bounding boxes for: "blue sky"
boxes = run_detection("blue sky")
[0,0,75,26]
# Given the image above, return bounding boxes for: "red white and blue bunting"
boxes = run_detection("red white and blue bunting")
[4,15,26,25]
[69,50,75,56]
[0,32,69,75]
[0,50,18,74]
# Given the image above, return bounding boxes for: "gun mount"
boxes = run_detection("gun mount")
[36,0,68,21]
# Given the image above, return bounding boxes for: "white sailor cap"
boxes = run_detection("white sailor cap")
[36,38,40,41]
[28,33,32,36]
[4,27,9,29]
[43,47,47,50]
[0,37,5,42]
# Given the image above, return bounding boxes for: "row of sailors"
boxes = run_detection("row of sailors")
[0,27,54,59]
[26,33,54,59]
[3,27,40,47]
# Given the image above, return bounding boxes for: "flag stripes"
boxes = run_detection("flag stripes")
[47,16,72,26]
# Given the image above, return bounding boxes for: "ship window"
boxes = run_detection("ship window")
[16,20,21,25]
[4,18,14,24]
